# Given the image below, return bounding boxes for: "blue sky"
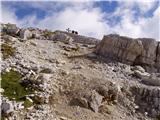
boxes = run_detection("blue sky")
[1,0,160,40]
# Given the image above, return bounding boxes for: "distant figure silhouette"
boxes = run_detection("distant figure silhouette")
[66,29,78,35]
[75,31,78,34]
[72,30,75,34]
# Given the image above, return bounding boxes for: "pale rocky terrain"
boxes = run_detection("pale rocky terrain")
[0,23,160,120]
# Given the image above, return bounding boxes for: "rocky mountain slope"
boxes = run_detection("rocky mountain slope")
[95,34,160,73]
[0,23,160,120]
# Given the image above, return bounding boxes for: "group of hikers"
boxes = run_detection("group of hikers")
[66,28,78,35]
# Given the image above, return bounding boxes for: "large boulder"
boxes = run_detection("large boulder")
[89,90,103,113]
[2,23,20,35]
[142,74,160,86]
[50,31,73,44]
[134,39,158,71]
[95,34,143,64]
[70,90,103,113]
[19,29,33,40]
[132,66,160,86]
[95,34,160,72]
[133,70,150,80]
[31,30,41,39]
[53,30,99,45]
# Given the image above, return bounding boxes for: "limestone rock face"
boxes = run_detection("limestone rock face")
[156,43,160,69]
[30,29,41,39]
[19,29,32,40]
[51,31,73,43]
[134,70,150,80]
[95,34,160,72]
[2,23,20,35]
[131,86,160,117]
[54,30,99,45]
[132,66,160,86]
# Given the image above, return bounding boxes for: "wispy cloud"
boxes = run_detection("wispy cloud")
[1,1,159,40]
[108,1,160,40]
[1,4,18,25]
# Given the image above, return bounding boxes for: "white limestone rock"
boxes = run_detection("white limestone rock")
[19,29,32,40]
[89,90,103,113]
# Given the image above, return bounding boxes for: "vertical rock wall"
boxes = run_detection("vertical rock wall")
[95,34,160,72]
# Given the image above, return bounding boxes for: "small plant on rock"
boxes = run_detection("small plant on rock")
[1,70,33,101]
[24,99,33,108]
[1,43,16,59]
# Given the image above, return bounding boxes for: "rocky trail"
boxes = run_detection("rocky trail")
[0,23,160,120]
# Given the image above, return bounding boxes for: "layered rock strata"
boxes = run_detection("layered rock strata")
[95,34,160,72]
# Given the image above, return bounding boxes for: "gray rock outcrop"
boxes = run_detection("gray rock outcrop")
[95,34,160,72]
[132,66,160,86]
[19,29,33,40]
[1,23,20,35]
[89,90,103,113]
[131,85,160,117]
[50,31,73,43]
[1,23,159,120]
[54,30,99,45]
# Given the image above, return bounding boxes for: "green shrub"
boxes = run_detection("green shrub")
[1,70,33,101]
[1,43,16,59]
[24,99,33,108]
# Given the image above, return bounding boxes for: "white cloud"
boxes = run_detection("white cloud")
[109,1,160,40]
[117,0,157,13]
[1,1,159,40]
[0,5,18,25]
[1,2,109,39]
[139,6,160,40]
[137,1,157,13]
[35,6,109,39]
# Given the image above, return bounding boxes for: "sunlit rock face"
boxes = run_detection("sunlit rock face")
[95,34,160,72]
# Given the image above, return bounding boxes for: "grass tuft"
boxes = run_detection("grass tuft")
[1,43,16,59]
[24,99,33,108]
[1,70,33,101]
